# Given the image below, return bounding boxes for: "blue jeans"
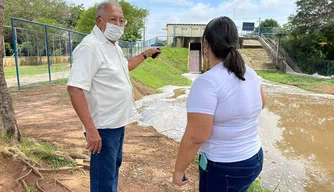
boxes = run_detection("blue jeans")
[199,148,263,192]
[85,127,125,192]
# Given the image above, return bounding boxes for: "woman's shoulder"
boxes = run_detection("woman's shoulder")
[245,64,255,72]
[245,65,259,77]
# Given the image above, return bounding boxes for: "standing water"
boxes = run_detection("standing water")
[259,79,334,192]
[136,75,334,192]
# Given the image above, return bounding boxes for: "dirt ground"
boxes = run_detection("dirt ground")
[321,84,334,95]
[0,83,199,192]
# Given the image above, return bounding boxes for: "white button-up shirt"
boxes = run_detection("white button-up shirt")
[68,25,135,131]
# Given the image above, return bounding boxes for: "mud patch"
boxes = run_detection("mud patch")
[167,88,186,99]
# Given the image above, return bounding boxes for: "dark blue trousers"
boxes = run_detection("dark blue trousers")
[86,127,125,192]
[199,148,263,192]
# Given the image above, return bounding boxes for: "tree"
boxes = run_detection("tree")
[4,0,72,26]
[260,19,280,28]
[5,43,13,56]
[75,1,149,42]
[4,0,83,60]
[289,0,334,34]
[282,0,334,75]
[321,20,334,60]
[119,1,149,42]
[0,0,20,142]
[66,4,85,29]
[254,18,280,35]
[75,5,97,34]
[287,0,334,57]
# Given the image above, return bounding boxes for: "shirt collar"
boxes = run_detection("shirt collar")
[211,62,223,70]
[93,25,110,45]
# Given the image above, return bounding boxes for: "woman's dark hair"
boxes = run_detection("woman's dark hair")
[203,16,246,81]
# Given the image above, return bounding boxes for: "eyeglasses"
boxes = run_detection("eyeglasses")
[99,16,127,26]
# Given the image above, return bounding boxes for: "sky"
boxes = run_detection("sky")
[66,0,297,40]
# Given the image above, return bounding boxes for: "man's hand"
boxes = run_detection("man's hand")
[129,47,163,71]
[173,171,189,186]
[86,128,102,154]
[67,86,102,154]
[143,47,162,58]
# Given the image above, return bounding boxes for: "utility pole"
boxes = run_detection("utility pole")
[258,18,261,37]
[233,8,236,21]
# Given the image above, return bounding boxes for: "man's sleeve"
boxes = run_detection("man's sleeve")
[186,78,218,115]
[67,45,101,91]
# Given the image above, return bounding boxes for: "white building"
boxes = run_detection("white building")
[166,23,206,48]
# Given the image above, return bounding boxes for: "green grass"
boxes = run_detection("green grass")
[0,132,10,141]
[27,187,37,192]
[130,47,191,89]
[20,140,75,168]
[256,70,334,93]
[248,179,272,192]
[0,135,75,169]
[8,78,69,92]
[5,47,191,91]
[4,63,70,78]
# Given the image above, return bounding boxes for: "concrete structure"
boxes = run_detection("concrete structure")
[188,43,202,73]
[166,24,206,48]
[166,24,207,74]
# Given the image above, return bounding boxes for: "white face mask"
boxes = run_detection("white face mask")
[101,19,124,41]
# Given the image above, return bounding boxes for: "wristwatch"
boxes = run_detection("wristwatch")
[141,52,147,60]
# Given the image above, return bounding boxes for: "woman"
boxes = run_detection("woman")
[173,16,265,192]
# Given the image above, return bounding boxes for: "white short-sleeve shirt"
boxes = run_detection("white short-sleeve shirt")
[187,63,262,163]
[68,25,135,131]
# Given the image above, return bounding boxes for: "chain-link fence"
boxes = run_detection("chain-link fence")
[280,38,334,76]
[119,36,170,58]
[238,27,282,38]
[238,25,334,76]
[5,18,153,89]
[145,36,170,47]
[5,18,86,89]
[238,26,334,76]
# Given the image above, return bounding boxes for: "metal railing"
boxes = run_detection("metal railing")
[7,18,160,89]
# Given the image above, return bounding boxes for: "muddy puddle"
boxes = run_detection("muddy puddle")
[260,80,334,192]
[135,76,334,192]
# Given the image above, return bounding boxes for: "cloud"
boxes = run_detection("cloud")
[66,0,102,8]
[186,0,295,20]
[151,0,194,6]
[261,0,280,9]
[65,0,297,40]
[145,0,296,39]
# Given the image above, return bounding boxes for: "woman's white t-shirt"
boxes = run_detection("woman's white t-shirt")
[187,63,262,163]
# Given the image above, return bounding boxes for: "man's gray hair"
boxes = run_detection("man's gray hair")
[96,1,122,17]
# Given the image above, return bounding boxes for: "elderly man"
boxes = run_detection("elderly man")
[67,1,161,191]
